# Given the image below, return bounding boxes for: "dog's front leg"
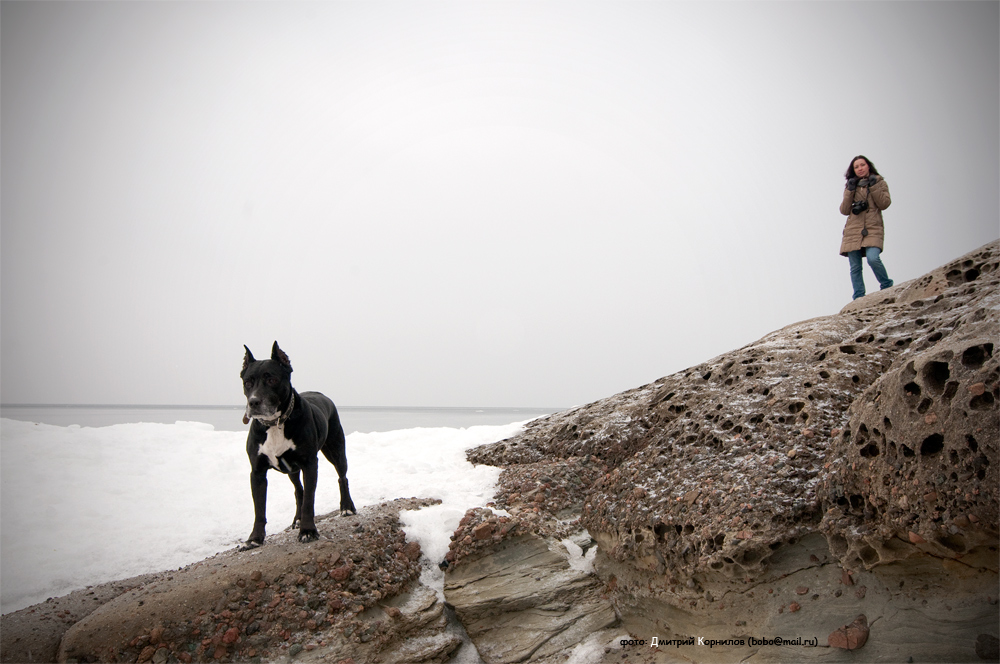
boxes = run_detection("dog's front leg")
[241,469,268,550]
[297,461,320,542]
[288,471,304,530]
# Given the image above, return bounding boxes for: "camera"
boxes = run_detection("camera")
[851,200,869,215]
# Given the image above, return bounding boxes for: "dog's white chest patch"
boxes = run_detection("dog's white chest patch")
[261,424,296,469]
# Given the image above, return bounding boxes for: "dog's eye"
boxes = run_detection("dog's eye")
[244,379,253,389]
[267,376,278,386]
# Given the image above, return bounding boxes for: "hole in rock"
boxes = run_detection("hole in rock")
[742,549,761,564]
[710,560,724,570]
[920,434,944,456]
[967,435,979,453]
[902,445,915,457]
[840,345,857,354]
[904,382,922,397]
[964,268,980,282]
[962,343,993,368]
[830,535,848,556]
[683,524,694,534]
[917,398,933,414]
[971,392,995,410]
[852,375,860,383]
[939,534,966,553]
[883,416,893,430]
[860,444,879,458]
[922,361,951,394]
[819,370,831,379]
[654,523,668,540]
[715,533,726,546]
[860,546,879,565]
[849,495,865,510]
[943,382,959,401]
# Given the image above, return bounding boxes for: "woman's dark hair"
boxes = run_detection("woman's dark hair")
[845,155,880,180]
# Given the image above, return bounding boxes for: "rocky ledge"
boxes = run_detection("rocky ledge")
[459,241,999,662]
[2,498,466,664]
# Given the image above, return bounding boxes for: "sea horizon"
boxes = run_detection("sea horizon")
[0,403,562,433]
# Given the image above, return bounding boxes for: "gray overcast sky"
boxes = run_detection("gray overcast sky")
[2,1,997,408]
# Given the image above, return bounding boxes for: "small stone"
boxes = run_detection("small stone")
[841,569,854,586]
[137,646,156,663]
[251,570,263,582]
[828,614,869,650]
[472,522,493,540]
[403,541,421,561]
[969,514,980,523]
[923,491,938,503]
[331,566,350,581]
[289,643,304,656]
[924,413,938,425]
[223,627,239,644]
[795,586,809,595]
[789,602,801,612]
[213,646,228,661]
[953,515,970,528]
[787,449,797,458]
[634,487,647,499]
[969,383,986,396]
[855,586,867,599]
[908,531,926,544]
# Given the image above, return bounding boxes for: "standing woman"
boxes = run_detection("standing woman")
[840,155,894,300]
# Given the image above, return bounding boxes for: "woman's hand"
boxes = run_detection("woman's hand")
[847,177,858,191]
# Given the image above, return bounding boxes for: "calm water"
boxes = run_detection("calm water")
[0,404,559,434]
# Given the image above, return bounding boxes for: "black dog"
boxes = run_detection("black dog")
[239,342,356,549]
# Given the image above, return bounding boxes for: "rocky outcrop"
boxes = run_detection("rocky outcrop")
[3,498,463,664]
[465,241,999,662]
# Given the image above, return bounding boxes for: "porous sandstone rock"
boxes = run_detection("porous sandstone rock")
[467,241,999,662]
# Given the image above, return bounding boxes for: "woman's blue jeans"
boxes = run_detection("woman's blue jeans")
[848,247,893,300]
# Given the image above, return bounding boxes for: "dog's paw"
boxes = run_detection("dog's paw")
[340,509,357,517]
[239,540,263,552]
[298,529,320,543]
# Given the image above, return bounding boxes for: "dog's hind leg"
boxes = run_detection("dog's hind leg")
[287,471,304,530]
[321,438,357,516]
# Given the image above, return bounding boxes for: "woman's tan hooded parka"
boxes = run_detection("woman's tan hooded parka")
[839,175,891,256]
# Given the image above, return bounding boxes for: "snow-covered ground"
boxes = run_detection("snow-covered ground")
[0,417,525,615]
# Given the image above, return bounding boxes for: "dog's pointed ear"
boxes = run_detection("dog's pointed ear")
[271,341,293,373]
[242,345,255,376]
